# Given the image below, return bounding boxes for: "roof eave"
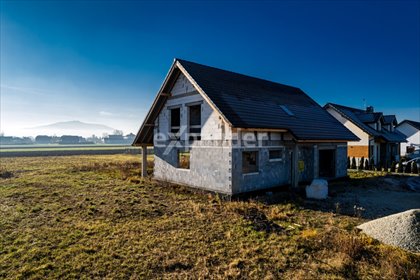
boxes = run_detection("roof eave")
[132,59,179,146]
[296,139,356,143]
[175,60,233,127]
[325,103,376,137]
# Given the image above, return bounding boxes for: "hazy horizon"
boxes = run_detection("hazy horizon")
[1,120,136,138]
[1,1,419,137]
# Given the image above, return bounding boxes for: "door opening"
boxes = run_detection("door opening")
[319,149,335,178]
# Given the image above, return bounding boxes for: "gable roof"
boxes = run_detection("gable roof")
[382,115,397,125]
[356,112,383,123]
[397,120,420,130]
[325,103,406,143]
[133,59,359,145]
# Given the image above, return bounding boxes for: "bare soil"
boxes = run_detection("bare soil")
[307,172,420,219]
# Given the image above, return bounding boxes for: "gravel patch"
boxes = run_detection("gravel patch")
[326,175,420,219]
[357,209,420,253]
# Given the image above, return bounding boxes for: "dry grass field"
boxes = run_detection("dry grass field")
[1,155,419,279]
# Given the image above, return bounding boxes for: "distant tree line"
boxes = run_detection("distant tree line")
[0,136,33,145]
[0,132,136,145]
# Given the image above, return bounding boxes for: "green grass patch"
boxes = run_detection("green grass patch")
[0,155,419,279]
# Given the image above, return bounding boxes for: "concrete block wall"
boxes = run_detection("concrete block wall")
[335,145,348,178]
[298,145,315,183]
[155,73,232,142]
[154,141,349,194]
[171,73,195,96]
[154,143,232,194]
[231,146,291,194]
[201,101,226,140]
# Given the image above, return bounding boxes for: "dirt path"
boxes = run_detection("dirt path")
[306,175,420,219]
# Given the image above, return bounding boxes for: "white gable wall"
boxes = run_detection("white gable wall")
[154,73,232,142]
[171,73,196,96]
[397,123,420,155]
[326,108,369,145]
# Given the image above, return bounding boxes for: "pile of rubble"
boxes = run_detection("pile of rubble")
[357,209,420,253]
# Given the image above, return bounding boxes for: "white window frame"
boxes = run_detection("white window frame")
[269,147,285,162]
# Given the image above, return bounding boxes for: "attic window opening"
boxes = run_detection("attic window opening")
[188,104,201,141]
[170,107,181,140]
[280,105,294,116]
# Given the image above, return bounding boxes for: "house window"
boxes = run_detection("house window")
[178,150,190,169]
[269,149,284,161]
[407,146,415,154]
[242,151,259,174]
[170,108,181,140]
[188,104,201,140]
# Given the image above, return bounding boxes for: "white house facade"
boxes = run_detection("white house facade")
[325,103,406,167]
[396,120,420,156]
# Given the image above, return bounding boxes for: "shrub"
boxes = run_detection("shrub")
[369,158,375,170]
[347,157,350,169]
[359,156,364,170]
[364,159,369,170]
[411,161,418,174]
[383,161,388,172]
[397,158,404,173]
[390,161,396,173]
[0,169,13,179]
[404,161,411,173]
[351,157,357,169]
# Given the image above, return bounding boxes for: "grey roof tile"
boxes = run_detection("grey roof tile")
[398,120,420,130]
[178,59,358,141]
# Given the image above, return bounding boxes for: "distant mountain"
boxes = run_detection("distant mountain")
[27,121,116,137]
[34,121,114,131]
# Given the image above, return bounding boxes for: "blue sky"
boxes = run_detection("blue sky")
[1,0,419,136]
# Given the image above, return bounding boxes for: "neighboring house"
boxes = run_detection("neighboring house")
[35,135,53,144]
[0,136,33,145]
[104,134,125,144]
[125,133,136,144]
[133,59,358,195]
[60,135,81,144]
[396,120,420,155]
[325,103,406,167]
[103,134,135,144]
[0,136,14,145]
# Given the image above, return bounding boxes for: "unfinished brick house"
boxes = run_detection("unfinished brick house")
[133,59,358,195]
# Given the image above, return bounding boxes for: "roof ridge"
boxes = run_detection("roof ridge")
[176,58,302,91]
[134,59,360,144]
[327,102,365,113]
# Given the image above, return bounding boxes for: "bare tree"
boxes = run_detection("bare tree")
[113,130,123,136]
